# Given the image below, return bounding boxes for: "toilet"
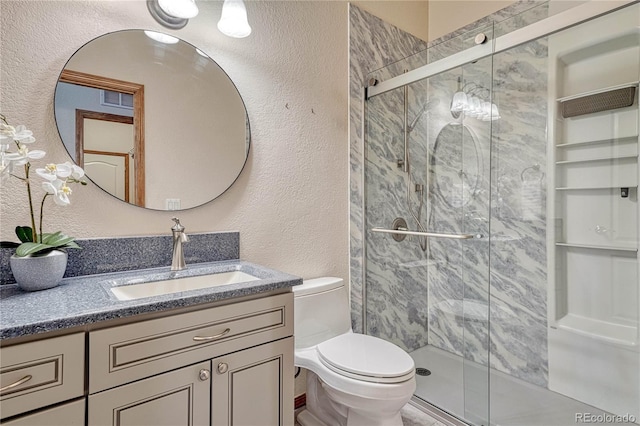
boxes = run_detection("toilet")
[294,277,416,426]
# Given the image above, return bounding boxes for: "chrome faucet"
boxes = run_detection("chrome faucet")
[171,217,189,271]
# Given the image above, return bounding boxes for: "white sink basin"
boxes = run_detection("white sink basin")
[110,270,260,301]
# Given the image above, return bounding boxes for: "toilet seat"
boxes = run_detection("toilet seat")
[316,333,415,384]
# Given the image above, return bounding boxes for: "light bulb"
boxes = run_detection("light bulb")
[490,103,501,121]
[158,0,198,19]
[218,0,252,38]
[450,91,468,113]
[480,101,492,121]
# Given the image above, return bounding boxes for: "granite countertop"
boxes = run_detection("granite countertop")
[0,260,301,341]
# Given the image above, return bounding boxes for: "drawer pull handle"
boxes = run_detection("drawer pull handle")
[0,375,32,393]
[193,328,231,342]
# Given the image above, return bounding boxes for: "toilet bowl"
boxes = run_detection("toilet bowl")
[294,277,416,426]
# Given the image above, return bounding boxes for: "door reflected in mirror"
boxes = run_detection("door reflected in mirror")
[54,30,250,211]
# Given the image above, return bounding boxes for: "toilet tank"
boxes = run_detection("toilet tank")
[293,277,352,349]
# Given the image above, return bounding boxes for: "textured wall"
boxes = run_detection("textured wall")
[352,1,429,42]
[0,0,349,282]
[428,0,517,41]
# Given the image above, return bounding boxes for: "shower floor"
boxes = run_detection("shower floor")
[410,345,623,426]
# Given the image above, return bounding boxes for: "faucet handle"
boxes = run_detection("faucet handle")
[171,217,185,232]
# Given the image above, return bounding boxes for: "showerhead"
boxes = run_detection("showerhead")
[408,98,439,133]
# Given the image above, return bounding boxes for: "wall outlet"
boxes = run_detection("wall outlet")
[165,198,181,210]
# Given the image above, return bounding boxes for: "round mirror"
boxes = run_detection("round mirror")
[54,30,250,211]
[431,122,482,208]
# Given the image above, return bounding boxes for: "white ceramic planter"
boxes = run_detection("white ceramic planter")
[10,250,68,291]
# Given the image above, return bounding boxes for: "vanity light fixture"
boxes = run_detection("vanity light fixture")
[450,79,500,121]
[218,0,252,38]
[147,0,198,30]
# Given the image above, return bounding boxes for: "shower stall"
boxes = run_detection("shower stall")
[362,2,640,425]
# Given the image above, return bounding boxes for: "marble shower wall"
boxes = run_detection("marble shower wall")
[364,75,432,351]
[350,1,552,387]
[348,4,428,335]
[488,31,549,386]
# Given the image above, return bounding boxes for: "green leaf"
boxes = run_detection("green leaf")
[13,232,81,257]
[64,241,82,250]
[0,241,20,248]
[15,226,33,243]
[41,232,75,247]
[15,242,51,257]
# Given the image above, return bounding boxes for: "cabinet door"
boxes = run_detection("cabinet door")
[88,361,210,426]
[211,337,294,426]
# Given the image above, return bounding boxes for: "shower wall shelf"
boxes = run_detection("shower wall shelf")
[556,81,640,102]
[555,186,638,191]
[555,136,637,148]
[556,81,639,102]
[555,242,638,252]
[555,155,638,165]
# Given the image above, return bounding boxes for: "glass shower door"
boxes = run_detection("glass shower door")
[363,39,494,425]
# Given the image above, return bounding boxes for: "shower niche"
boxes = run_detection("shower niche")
[548,6,640,418]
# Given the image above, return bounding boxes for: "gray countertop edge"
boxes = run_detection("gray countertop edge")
[0,260,301,341]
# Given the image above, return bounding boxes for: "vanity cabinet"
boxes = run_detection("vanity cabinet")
[1,292,294,426]
[88,292,294,426]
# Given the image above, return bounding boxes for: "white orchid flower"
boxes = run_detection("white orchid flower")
[36,162,72,181]
[0,124,35,145]
[36,163,58,181]
[12,145,46,166]
[0,123,16,144]
[61,161,84,179]
[42,178,72,206]
[12,125,35,144]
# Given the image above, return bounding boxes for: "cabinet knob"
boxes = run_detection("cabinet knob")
[217,362,229,374]
[199,369,210,381]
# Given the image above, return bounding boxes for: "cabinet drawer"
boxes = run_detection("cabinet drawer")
[1,399,85,426]
[0,333,85,420]
[90,292,293,393]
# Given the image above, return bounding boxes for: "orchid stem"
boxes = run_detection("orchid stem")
[39,193,50,241]
[24,163,38,243]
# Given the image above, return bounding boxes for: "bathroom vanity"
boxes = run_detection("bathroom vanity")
[0,260,299,426]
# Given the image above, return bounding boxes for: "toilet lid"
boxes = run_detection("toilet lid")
[316,333,415,383]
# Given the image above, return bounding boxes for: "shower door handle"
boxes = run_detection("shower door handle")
[371,227,475,240]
